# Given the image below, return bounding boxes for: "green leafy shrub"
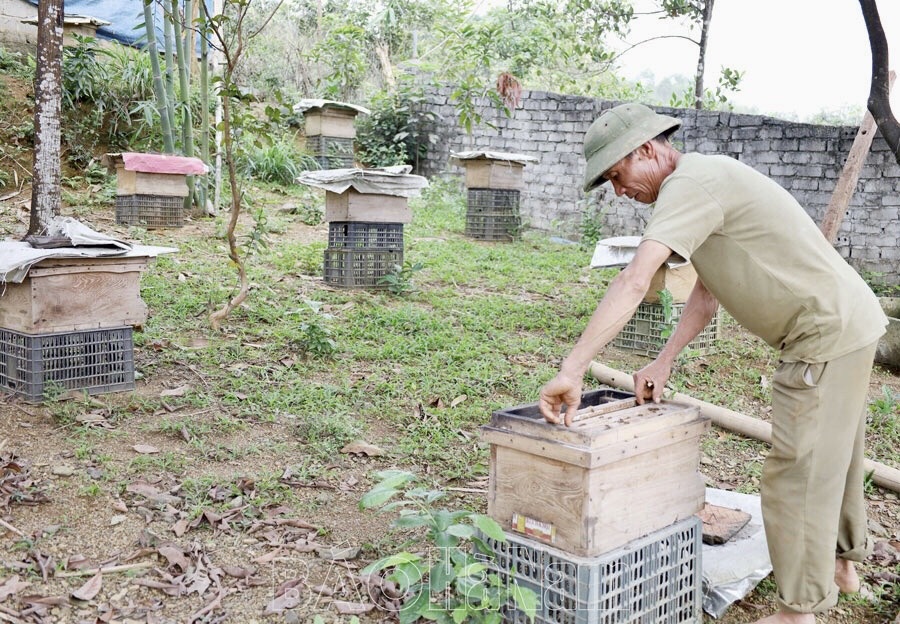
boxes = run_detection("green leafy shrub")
[237,133,314,185]
[356,82,439,169]
[60,36,156,166]
[298,300,337,357]
[360,470,537,624]
[578,203,605,249]
[379,261,424,296]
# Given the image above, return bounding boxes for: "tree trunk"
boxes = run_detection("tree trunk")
[374,40,395,89]
[28,0,64,236]
[859,0,900,161]
[692,0,714,110]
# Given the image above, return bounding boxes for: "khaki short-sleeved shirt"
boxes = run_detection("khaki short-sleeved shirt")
[642,153,886,362]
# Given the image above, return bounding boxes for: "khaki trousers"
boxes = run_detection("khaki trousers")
[762,341,877,613]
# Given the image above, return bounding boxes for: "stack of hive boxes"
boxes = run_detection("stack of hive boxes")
[296,166,427,290]
[322,190,410,289]
[452,151,537,242]
[294,100,370,170]
[480,388,710,623]
[106,152,207,229]
[0,252,151,402]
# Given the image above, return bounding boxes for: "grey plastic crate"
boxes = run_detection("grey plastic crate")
[465,212,522,242]
[613,302,721,358]
[467,188,521,215]
[479,516,702,624]
[307,135,355,169]
[0,326,135,403]
[116,194,184,228]
[322,247,403,289]
[327,222,404,249]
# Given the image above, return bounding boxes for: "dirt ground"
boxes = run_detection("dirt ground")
[1,203,899,623]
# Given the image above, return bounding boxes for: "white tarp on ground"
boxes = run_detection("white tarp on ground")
[0,217,177,284]
[702,488,772,618]
[296,165,429,197]
[449,150,539,166]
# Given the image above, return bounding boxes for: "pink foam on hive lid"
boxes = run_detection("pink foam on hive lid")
[119,152,207,175]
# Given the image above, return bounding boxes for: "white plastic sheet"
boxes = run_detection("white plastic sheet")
[590,235,688,269]
[296,165,428,198]
[702,488,773,618]
[449,150,538,166]
[0,217,176,283]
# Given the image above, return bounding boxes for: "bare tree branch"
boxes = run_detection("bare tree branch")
[859,0,900,160]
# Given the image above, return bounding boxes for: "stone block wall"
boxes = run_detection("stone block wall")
[415,87,900,284]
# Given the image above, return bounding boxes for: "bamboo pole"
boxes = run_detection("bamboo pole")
[170,0,196,212]
[142,0,175,153]
[589,361,900,493]
[163,13,178,145]
[199,4,210,213]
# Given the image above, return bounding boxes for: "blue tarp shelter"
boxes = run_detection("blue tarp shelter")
[26,0,211,48]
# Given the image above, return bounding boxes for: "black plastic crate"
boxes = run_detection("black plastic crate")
[467,188,521,215]
[327,222,404,249]
[465,212,522,242]
[613,302,721,357]
[322,247,403,289]
[0,326,135,402]
[307,135,355,169]
[116,194,184,228]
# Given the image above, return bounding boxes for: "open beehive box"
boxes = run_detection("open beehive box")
[481,387,710,557]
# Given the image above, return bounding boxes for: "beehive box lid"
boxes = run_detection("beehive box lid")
[484,387,704,455]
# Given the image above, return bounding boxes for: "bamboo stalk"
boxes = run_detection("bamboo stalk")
[199,5,210,213]
[589,361,900,493]
[163,11,178,147]
[142,0,175,154]
[171,0,196,212]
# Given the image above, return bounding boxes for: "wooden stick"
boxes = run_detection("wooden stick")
[0,517,25,538]
[55,561,153,578]
[0,605,27,624]
[572,397,636,422]
[820,71,896,243]
[589,361,900,493]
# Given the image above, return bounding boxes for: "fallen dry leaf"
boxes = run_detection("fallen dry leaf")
[450,394,468,408]
[221,565,255,579]
[158,546,190,572]
[132,445,160,455]
[160,385,191,397]
[0,575,30,600]
[339,441,385,457]
[171,518,189,537]
[71,572,103,601]
[334,600,375,615]
[264,591,302,614]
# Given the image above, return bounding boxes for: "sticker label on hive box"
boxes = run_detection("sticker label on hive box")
[511,513,556,543]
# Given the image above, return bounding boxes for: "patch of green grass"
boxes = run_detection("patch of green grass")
[128,452,188,475]
[868,385,900,465]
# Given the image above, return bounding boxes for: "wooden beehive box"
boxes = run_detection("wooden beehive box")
[463,159,525,190]
[325,190,412,224]
[304,108,358,139]
[481,388,709,557]
[645,262,698,304]
[115,166,189,198]
[0,257,149,334]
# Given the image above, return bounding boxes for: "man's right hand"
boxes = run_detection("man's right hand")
[539,372,583,427]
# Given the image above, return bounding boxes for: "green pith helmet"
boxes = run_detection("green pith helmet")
[582,103,681,192]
